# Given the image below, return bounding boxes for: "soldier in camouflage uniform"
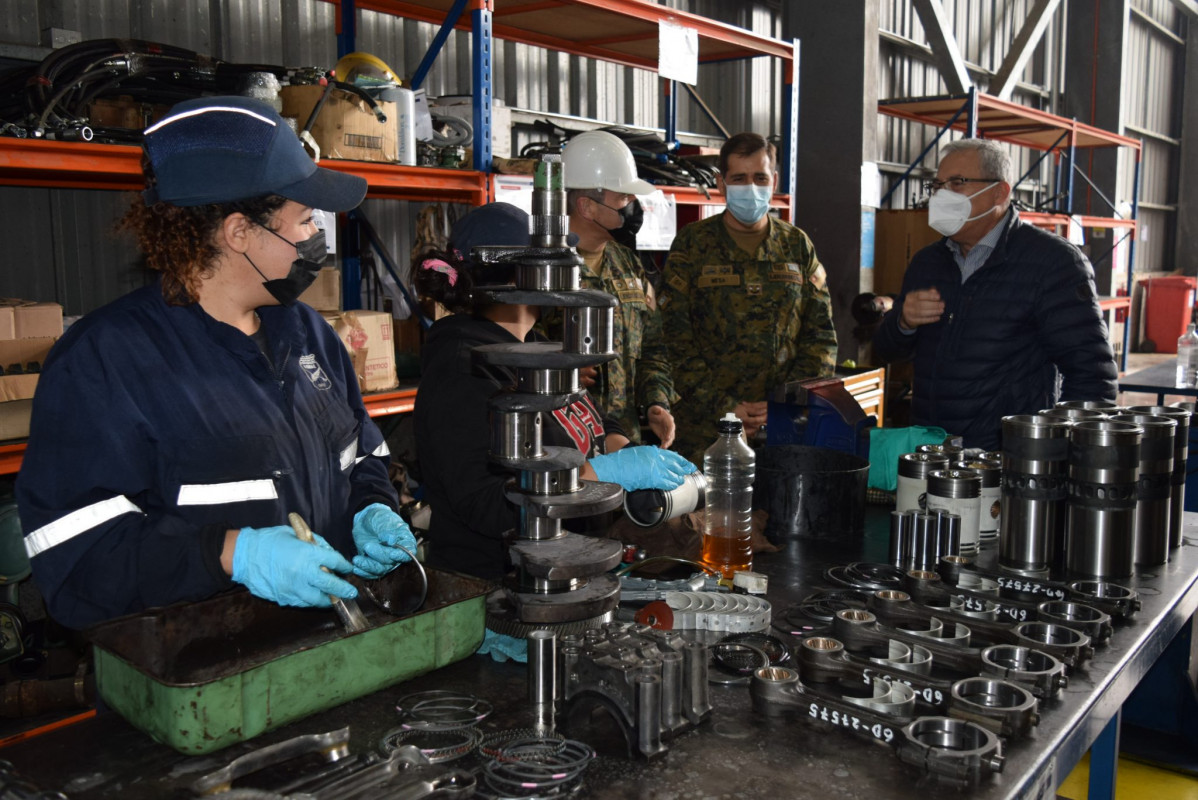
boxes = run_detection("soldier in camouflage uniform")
[545,131,678,448]
[659,132,838,464]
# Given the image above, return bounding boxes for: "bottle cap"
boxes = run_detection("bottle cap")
[717,412,743,434]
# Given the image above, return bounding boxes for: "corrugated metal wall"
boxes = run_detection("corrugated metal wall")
[877,0,1061,213]
[1125,0,1185,274]
[876,0,1187,279]
[1,0,1186,314]
[0,0,780,315]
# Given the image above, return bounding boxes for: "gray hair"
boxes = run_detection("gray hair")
[940,138,1014,186]
[567,187,605,215]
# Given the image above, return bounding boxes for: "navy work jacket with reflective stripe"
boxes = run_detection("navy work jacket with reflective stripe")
[16,284,397,629]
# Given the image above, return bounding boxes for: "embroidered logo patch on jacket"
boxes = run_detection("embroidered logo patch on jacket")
[299,354,332,391]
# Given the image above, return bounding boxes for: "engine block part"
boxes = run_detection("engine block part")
[557,622,711,760]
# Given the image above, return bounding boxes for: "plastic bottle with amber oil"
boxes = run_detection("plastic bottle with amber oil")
[701,413,756,578]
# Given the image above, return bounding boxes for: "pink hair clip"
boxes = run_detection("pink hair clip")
[421,258,458,286]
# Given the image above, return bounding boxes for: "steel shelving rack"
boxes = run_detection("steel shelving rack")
[878,88,1143,368]
[0,0,800,472]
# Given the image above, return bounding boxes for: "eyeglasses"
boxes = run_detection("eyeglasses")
[922,176,997,195]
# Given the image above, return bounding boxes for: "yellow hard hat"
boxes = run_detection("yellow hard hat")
[334,51,402,87]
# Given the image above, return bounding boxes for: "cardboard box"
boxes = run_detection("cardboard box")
[433,98,511,158]
[15,303,63,339]
[0,300,64,340]
[322,310,398,393]
[0,337,55,440]
[280,85,398,163]
[0,401,33,441]
[299,268,341,312]
[873,210,941,295]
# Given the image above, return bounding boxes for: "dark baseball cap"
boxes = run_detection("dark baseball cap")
[450,202,531,256]
[450,202,578,257]
[141,95,367,211]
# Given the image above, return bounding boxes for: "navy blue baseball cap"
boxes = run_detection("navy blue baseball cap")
[450,202,578,257]
[450,202,531,256]
[141,95,367,211]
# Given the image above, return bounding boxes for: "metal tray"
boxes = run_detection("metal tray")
[87,567,490,755]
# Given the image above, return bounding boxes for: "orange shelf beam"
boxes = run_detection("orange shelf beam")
[0,138,487,204]
[346,0,794,71]
[322,161,489,204]
[0,139,144,191]
[0,443,23,476]
[362,387,419,417]
[1021,211,1137,231]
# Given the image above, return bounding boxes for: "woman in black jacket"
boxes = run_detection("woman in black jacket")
[412,203,695,579]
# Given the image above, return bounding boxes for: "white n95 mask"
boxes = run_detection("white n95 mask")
[927,182,998,236]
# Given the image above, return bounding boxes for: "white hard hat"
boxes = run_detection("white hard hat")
[562,130,654,194]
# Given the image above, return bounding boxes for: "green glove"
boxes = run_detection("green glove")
[867,426,949,491]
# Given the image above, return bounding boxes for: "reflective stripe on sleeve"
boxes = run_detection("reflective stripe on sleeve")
[177,479,278,506]
[340,442,356,471]
[354,440,391,466]
[25,495,143,558]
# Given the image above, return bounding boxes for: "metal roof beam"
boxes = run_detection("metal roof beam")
[911,0,972,94]
[1168,0,1198,18]
[991,0,1061,101]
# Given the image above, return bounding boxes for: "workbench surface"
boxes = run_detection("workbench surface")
[5,513,1198,799]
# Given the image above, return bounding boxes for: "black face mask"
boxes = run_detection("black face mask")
[610,198,644,250]
[246,227,326,306]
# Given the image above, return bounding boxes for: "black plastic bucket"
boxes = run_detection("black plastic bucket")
[752,445,870,544]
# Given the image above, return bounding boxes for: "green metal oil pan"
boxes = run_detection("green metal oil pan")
[87,567,489,755]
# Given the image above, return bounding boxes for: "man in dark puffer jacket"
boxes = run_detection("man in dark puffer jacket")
[873,138,1118,450]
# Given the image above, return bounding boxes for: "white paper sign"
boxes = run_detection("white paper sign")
[659,21,698,85]
[491,174,535,215]
[311,208,337,255]
[412,89,434,142]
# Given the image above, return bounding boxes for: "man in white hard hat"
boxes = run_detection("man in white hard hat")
[658,132,838,464]
[555,130,679,450]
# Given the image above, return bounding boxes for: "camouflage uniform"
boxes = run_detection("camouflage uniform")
[659,214,838,463]
[541,240,677,444]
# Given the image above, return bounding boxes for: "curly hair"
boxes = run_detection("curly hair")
[412,248,475,315]
[119,157,287,305]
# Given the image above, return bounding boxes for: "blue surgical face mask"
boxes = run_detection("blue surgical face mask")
[724,184,773,226]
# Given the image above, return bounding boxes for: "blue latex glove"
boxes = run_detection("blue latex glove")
[590,446,697,492]
[232,525,357,608]
[351,503,417,580]
[477,629,528,663]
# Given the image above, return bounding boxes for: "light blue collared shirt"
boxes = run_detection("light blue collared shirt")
[897,209,1012,335]
[945,209,1010,283]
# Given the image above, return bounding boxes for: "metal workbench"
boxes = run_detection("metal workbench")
[4,513,1198,800]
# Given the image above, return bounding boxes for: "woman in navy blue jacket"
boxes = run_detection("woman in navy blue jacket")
[17,96,415,629]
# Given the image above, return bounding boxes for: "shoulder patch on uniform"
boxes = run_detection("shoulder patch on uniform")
[811,264,828,290]
[299,353,332,391]
[668,274,688,293]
